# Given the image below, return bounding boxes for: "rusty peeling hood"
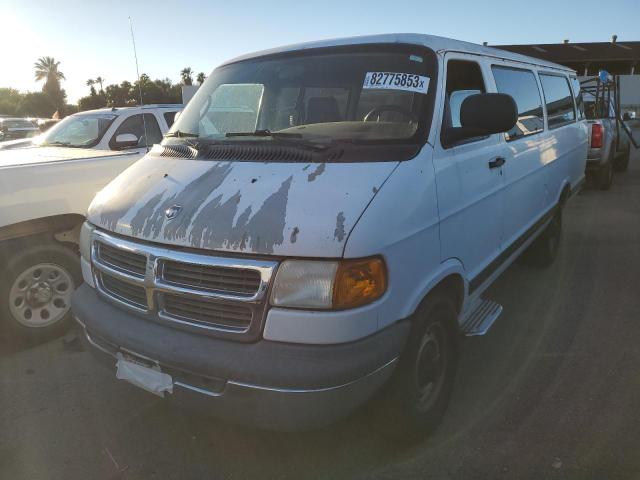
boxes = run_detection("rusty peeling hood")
[87,155,398,257]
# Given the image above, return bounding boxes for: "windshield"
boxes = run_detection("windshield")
[37,113,117,148]
[166,45,437,160]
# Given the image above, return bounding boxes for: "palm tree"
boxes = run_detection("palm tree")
[196,72,206,85]
[34,56,65,85]
[95,76,105,93]
[86,78,96,96]
[180,67,193,86]
[35,56,66,113]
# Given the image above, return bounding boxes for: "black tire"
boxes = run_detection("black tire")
[0,241,81,341]
[371,291,459,442]
[523,206,563,268]
[614,145,631,173]
[598,157,614,190]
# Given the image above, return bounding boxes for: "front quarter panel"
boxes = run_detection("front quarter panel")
[343,147,446,329]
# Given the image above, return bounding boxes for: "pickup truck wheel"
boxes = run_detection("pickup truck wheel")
[614,145,631,172]
[371,291,458,442]
[598,158,614,190]
[0,242,81,341]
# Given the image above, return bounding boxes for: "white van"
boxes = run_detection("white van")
[72,34,587,437]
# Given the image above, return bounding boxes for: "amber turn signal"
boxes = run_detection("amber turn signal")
[333,257,387,309]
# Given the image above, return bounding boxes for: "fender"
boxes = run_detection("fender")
[556,179,571,203]
[402,257,467,320]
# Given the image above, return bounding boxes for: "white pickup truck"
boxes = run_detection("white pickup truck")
[0,104,181,340]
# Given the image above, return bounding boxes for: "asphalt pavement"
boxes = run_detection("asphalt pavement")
[1,144,640,480]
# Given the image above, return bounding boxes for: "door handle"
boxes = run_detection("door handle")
[488,156,506,169]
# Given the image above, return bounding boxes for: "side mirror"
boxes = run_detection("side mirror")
[114,133,139,149]
[443,93,518,145]
[622,112,631,121]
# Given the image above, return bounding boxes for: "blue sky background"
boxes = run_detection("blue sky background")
[1,0,638,102]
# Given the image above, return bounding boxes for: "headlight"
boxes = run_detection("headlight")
[271,257,387,310]
[79,221,95,261]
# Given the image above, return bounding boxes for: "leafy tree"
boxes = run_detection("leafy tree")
[180,67,193,86]
[0,88,22,116]
[197,72,206,85]
[78,93,107,111]
[19,92,56,117]
[105,81,135,107]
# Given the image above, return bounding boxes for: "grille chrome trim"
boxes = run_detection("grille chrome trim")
[90,230,278,338]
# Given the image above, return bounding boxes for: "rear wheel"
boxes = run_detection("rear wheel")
[0,242,81,341]
[598,156,614,190]
[524,205,563,267]
[614,145,631,172]
[372,291,458,442]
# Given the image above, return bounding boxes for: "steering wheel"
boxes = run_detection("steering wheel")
[363,105,418,123]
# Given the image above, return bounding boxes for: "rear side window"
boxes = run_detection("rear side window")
[163,111,177,128]
[540,74,576,128]
[491,66,544,141]
[570,77,585,120]
[109,113,163,150]
[6,120,35,129]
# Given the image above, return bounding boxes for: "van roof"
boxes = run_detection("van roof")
[222,33,575,73]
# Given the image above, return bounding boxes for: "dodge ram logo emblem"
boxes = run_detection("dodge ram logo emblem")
[165,205,182,220]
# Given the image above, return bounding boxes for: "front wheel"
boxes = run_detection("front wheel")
[0,241,81,341]
[371,291,459,442]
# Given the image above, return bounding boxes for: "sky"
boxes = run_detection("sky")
[0,0,638,103]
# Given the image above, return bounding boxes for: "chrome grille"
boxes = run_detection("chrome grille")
[161,294,253,331]
[100,273,148,310]
[90,230,277,341]
[98,243,146,277]
[162,260,261,297]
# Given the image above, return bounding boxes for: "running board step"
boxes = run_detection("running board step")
[460,299,503,336]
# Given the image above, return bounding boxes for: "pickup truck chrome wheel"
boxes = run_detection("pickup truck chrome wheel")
[1,241,81,340]
[9,263,74,328]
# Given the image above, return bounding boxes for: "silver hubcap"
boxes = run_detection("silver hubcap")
[9,263,75,328]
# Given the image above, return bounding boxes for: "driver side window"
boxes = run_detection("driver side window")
[441,59,486,148]
[109,114,162,150]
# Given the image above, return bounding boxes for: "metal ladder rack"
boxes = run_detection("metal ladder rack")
[580,74,639,150]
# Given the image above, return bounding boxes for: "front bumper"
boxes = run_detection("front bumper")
[72,284,409,430]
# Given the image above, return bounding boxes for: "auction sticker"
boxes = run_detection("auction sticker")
[363,72,430,94]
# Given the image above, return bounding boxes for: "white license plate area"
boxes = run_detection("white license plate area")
[115,352,173,397]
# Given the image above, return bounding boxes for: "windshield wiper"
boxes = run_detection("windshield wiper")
[224,129,332,151]
[43,141,71,147]
[164,130,199,138]
[225,129,302,139]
